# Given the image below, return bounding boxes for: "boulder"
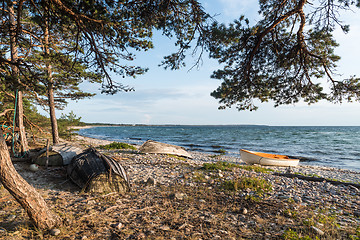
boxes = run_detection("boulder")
[139,140,192,159]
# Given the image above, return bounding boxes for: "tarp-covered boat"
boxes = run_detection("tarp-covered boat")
[240,149,300,167]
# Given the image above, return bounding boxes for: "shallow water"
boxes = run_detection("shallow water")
[79,125,360,171]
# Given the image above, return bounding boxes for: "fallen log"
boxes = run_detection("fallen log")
[67,147,130,194]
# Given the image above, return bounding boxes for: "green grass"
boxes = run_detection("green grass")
[202,161,273,173]
[166,154,186,161]
[282,229,312,240]
[220,176,272,195]
[98,142,137,150]
[202,161,239,171]
[192,171,207,183]
[238,165,274,173]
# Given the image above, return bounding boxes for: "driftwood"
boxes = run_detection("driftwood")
[139,140,192,158]
[67,147,130,194]
[274,172,360,189]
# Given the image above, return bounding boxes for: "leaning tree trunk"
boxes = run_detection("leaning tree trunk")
[9,2,28,153]
[0,129,60,229]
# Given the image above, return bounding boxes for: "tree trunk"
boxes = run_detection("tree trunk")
[15,91,29,153]
[44,9,60,144]
[9,2,28,154]
[48,82,60,144]
[0,129,60,229]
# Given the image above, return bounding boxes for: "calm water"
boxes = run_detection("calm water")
[79,125,360,171]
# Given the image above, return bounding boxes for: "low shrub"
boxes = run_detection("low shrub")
[98,142,137,150]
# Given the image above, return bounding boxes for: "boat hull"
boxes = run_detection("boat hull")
[240,149,299,167]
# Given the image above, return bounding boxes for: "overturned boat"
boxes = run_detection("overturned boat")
[139,140,192,159]
[240,149,300,167]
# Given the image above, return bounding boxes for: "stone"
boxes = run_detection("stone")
[293,196,302,203]
[146,177,156,186]
[50,228,61,236]
[353,211,360,217]
[6,215,16,221]
[29,164,39,172]
[242,208,248,215]
[173,193,187,200]
[159,225,170,231]
[111,222,123,230]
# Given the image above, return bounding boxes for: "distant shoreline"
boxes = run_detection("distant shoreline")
[83,123,360,127]
[83,123,270,127]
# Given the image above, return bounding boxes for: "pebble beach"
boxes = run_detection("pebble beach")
[0,134,359,239]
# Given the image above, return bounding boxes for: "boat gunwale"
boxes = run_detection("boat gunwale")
[240,149,299,161]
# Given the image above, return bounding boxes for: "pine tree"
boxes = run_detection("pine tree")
[205,0,360,111]
[0,0,208,230]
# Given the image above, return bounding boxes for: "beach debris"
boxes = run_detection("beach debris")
[310,226,325,236]
[139,140,192,159]
[34,143,83,166]
[67,147,130,194]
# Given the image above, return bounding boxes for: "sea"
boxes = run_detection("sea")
[78,125,360,172]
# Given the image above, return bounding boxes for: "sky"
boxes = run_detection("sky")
[55,0,360,126]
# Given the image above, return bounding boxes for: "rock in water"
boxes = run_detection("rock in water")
[139,140,192,159]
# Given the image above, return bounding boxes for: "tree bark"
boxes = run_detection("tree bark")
[0,129,60,229]
[9,2,28,154]
[15,91,29,153]
[48,80,60,144]
[44,8,60,144]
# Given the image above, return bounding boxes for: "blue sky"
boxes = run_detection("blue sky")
[57,0,360,126]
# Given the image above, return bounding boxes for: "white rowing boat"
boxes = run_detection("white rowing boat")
[240,149,300,167]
